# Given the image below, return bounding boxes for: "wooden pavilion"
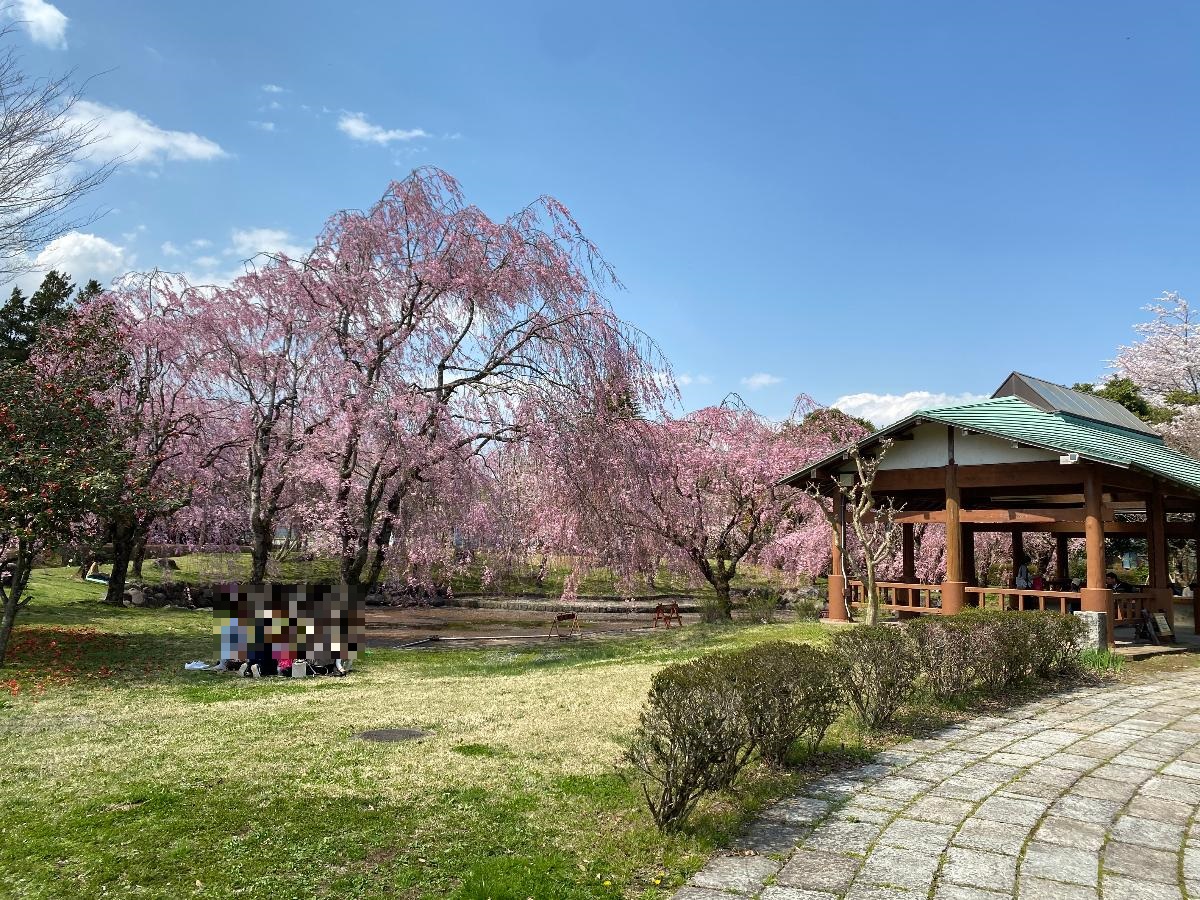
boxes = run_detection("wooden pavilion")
[781,373,1200,646]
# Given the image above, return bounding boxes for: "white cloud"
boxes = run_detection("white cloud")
[69,100,227,166]
[190,238,212,249]
[160,241,181,256]
[337,112,429,145]
[230,227,308,261]
[14,231,130,293]
[676,373,713,387]
[831,391,989,427]
[741,372,783,391]
[261,84,286,93]
[249,120,276,132]
[6,0,68,49]
[192,255,220,269]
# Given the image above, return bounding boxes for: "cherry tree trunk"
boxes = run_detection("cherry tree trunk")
[250,521,273,584]
[104,523,135,606]
[0,543,33,666]
[131,528,149,579]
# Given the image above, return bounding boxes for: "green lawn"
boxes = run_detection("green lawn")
[3,565,1146,899]
[1,566,836,900]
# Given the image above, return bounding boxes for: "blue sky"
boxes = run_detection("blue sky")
[6,0,1199,425]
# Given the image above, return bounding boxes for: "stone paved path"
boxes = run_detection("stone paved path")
[676,669,1200,900]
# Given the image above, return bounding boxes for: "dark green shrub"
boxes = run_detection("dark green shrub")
[624,654,751,831]
[829,626,918,728]
[905,617,979,700]
[785,590,824,621]
[1024,611,1084,677]
[728,641,843,766]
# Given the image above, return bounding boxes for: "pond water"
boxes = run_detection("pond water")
[364,605,701,648]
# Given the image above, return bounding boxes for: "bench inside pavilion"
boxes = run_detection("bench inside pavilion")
[782,373,1200,646]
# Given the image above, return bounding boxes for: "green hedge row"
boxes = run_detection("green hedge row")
[625,610,1085,831]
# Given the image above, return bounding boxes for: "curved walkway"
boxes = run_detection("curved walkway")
[677,670,1200,900]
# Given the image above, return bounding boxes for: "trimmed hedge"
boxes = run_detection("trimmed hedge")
[626,609,1086,831]
[625,640,843,831]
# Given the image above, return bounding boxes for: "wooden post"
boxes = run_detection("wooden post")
[962,525,977,587]
[1011,530,1024,610]
[902,523,916,582]
[826,493,848,622]
[1193,509,1200,638]
[1148,487,1173,629]
[1081,467,1113,645]
[1056,533,1070,587]
[942,455,965,615]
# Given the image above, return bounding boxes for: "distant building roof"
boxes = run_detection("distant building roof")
[992,372,1159,437]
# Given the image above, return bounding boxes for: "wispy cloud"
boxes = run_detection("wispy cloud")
[249,120,276,132]
[677,373,713,387]
[831,390,988,427]
[5,0,68,49]
[229,227,308,261]
[261,84,286,94]
[69,100,227,166]
[160,241,181,256]
[741,372,783,391]
[337,112,429,145]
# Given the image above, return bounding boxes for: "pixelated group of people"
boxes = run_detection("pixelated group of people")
[217,584,365,678]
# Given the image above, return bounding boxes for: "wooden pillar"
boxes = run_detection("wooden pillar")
[826,494,848,622]
[1011,531,1024,583]
[1056,533,1070,587]
[942,460,965,615]
[1192,510,1200,637]
[1148,487,1173,629]
[902,523,916,582]
[1081,467,1113,645]
[962,525,977,587]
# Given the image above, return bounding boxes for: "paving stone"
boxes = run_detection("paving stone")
[854,845,940,891]
[1103,841,1178,884]
[1163,760,1200,781]
[776,849,861,893]
[1110,814,1185,850]
[844,885,927,900]
[903,760,968,781]
[952,818,1029,856]
[932,777,1004,803]
[941,847,1018,892]
[1142,775,1200,804]
[1016,876,1097,900]
[935,885,1011,900]
[763,796,831,824]
[905,795,975,825]
[1034,816,1106,852]
[973,795,1047,827]
[876,817,956,851]
[804,819,882,855]
[1020,840,1097,887]
[1126,795,1195,826]
[691,854,782,893]
[1051,794,1123,824]
[737,818,811,854]
[759,888,839,900]
[1100,874,1183,900]
[867,777,935,801]
[1072,775,1139,802]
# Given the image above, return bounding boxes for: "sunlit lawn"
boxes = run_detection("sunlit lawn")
[1,566,835,900]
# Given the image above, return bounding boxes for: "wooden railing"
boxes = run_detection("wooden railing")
[1112,593,1153,625]
[964,587,1081,614]
[849,581,1156,625]
[847,581,942,613]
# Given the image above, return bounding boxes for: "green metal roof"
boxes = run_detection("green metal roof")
[783,395,1200,496]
